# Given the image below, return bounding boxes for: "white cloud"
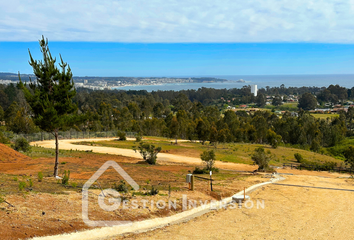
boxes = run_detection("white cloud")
[1,0,354,42]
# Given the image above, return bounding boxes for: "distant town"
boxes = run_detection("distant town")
[0,72,227,90]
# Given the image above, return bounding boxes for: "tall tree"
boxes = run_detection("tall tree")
[18,36,79,177]
[298,93,317,110]
[272,95,283,106]
[256,92,266,107]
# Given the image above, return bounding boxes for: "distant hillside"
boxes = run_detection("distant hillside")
[0,72,35,81]
[0,72,227,84]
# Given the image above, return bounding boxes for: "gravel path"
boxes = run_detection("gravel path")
[31,138,257,171]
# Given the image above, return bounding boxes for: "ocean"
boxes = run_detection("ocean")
[114,74,354,92]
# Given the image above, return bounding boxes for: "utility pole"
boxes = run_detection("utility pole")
[210,171,213,191]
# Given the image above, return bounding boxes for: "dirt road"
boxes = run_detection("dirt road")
[31,138,257,171]
[113,175,354,240]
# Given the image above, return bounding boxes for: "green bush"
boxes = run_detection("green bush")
[28,178,33,187]
[19,181,26,191]
[38,172,43,182]
[193,167,219,174]
[200,150,216,171]
[193,167,207,174]
[252,147,271,171]
[136,135,142,142]
[149,185,159,196]
[62,170,70,185]
[114,180,128,193]
[133,142,161,165]
[117,131,126,141]
[0,131,10,144]
[294,153,304,163]
[13,137,31,152]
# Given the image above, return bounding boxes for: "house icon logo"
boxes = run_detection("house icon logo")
[82,160,139,227]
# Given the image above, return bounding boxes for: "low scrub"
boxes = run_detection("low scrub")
[12,137,31,152]
[193,166,219,174]
[117,131,126,141]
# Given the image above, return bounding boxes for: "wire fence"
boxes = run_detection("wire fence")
[4,130,137,142]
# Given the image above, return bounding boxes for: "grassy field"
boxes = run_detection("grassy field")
[75,138,343,166]
[311,113,340,119]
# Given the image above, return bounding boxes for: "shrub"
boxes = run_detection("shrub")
[266,129,282,149]
[149,185,159,196]
[193,167,207,174]
[135,135,142,142]
[114,180,129,193]
[251,147,271,171]
[0,195,4,204]
[133,142,161,165]
[192,166,219,174]
[117,131,126,141]
[19,181,26,191]
[0,131,10,144]
[13,176,18,181]
[13,137,31,152]
[200,150,216,171]
[71,182,77,188]
[62,170,70,185]
[344,146,354,170]
[38,172,43,182]
[322,161,337,171]
[294,153,304,163]
[28,178,33,187]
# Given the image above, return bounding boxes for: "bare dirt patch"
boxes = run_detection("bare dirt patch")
[112,175,354,240]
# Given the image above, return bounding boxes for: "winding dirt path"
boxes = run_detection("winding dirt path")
[31,138,257,171]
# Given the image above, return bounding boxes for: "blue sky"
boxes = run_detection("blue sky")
[1,42,354,76]
[1,0,354,76]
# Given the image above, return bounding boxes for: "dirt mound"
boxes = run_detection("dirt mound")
[0,143,31,163]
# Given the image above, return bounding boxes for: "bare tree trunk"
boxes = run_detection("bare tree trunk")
[53,130,59,177]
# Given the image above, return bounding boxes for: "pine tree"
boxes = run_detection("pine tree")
[18,36,79,177]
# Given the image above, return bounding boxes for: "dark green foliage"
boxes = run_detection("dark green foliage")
[18,36,81,177]
[38,171,44,182]
[0,105,4,121]
[0,130,9,144]
[251,147,271,171]
[135,134,142,142]
[193,166,219,174]
[12,137,31,152]
[193,167,208,174]
[114,180,129,193]
[344,146,354,170]
[298,93,317,110]
[272,95,283,106]
[294,153,303,163]
[256,92,266,107]
[117,130,126,141]
[133,142,162,165]
[298,159,337,171]
[149,185,159,196]
[266,129,282,149]
[200,150,216,171]
[62,170,70,185]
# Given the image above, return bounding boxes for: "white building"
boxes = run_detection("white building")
[251,84,258,97]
